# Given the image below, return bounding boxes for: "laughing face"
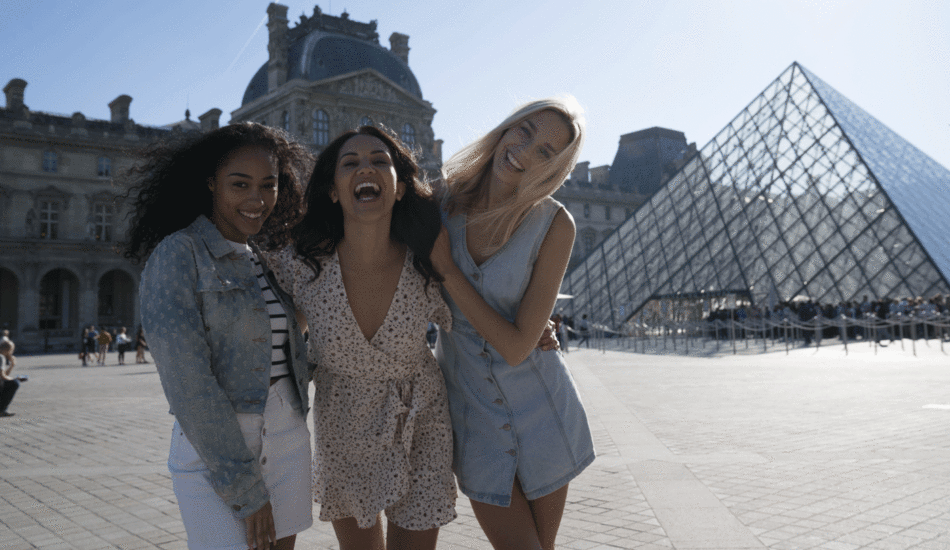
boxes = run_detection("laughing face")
[329,134,405,222]
[207,145,278,243]
[490,109,572,193]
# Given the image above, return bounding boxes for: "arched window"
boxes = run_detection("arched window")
[39,269,79,329]
[583,203,591,219]
[97,157,111,177]
[281,111,290,132]
[312,109,330,146]
[605,205,611,221]
[98,270,135,328]
[400,123,416,147]
[0,268,18,332]
[359,116,373,128]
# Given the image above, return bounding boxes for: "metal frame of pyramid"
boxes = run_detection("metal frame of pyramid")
[560,62,950,328]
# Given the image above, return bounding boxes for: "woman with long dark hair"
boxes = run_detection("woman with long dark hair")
[124,122,315,550]
[264,126,456,550]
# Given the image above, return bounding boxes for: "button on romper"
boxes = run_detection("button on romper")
[437,197,595,507]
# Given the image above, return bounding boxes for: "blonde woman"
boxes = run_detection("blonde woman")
[431,97,595,550]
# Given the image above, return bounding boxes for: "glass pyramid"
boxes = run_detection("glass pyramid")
[560,62,950,328]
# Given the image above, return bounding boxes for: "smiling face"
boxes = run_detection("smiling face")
[490,109,572,193]
[207,145,278,243]
[329,134,405,223]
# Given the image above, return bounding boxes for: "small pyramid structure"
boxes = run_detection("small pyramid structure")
[561,62,950,328]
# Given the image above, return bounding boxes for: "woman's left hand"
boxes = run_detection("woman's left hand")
[537,320,560,351]
[245,501,277,549]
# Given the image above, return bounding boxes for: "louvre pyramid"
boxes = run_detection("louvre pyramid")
[561,62,950,328]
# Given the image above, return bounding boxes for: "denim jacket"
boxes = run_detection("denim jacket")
[140,216,312,519]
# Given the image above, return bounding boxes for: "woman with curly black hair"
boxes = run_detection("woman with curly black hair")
[263,126,456,550]
[123,122,315,550]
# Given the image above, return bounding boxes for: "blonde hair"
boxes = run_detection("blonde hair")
[442,96,585,249]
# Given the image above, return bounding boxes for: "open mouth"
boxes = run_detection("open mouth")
[354,181,382,202]
[506,150,524,171]
[240,210,264,220]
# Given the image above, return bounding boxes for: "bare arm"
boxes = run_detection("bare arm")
[434,208,575,366]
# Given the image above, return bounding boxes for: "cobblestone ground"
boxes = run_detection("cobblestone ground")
[1,338,948,549]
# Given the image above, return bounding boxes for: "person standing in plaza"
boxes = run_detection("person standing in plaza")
[577,314,590,348]
[432,96,595,550]
[134,327,148,364]
[264,126,458,550]
[0,330,15,369]
[84,326,98,365]
[96,328,112,365]
[124,122,315,550]
[115,327,131,365]
[0,358,21,418]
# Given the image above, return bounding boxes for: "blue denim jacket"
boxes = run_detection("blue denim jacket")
[140,216,312,519]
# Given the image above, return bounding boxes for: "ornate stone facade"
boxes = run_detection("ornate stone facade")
[231,4,442,175]
[0,78,221,352]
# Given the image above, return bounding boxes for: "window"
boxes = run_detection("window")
[583,203,591,219]
[401,123,416,146]
[359,116,373,127]
[582,231,596,254]
[281,111,290,132]
[93,203,114,242]
[605,205,611,221]
[43,151,58,172]
[39,200,60,239]
[312,109,329,146]
[97,157,111,177]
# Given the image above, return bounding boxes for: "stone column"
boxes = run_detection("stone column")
[79,262,98,329]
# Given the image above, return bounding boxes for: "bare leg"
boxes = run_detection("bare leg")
[273,534,296,550]
[469,479,543,550]
[332,516,385,550]
[386,520,439,550]
[527,483,569,550]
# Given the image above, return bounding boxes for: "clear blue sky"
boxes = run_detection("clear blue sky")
[3,0,948,171]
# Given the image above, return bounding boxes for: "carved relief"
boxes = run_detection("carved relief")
[335,75,400,103]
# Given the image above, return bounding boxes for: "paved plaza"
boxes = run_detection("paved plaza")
[1,338,949,550]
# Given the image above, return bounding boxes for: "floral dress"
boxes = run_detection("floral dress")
[266,246,457,530]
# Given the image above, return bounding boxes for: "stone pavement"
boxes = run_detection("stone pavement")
[1,339,949,549]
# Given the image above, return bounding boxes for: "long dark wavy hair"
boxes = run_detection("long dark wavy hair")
[121,122,313,263]
[291,125,443,287]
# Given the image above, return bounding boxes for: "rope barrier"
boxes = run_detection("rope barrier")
[559,314,950,356]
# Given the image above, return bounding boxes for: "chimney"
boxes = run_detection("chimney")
[3,78,27,113]
[109,95,132,124]
[389,32,409,64]
[199,108,222,131]
[267,3,289,92]
[590,165,610,186]
[570,161,590,184]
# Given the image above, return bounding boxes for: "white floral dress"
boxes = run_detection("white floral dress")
[266,246,457,530]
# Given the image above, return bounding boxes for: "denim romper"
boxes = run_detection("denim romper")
[436,198,595,506]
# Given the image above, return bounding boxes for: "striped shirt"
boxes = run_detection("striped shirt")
[229,242,289,378]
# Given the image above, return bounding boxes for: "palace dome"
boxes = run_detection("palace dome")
[242,26,423,106]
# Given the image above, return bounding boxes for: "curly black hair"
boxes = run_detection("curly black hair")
[292,125,443,287]
[121,122,313,263]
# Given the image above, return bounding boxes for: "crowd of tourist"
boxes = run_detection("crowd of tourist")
[706,294,949,345]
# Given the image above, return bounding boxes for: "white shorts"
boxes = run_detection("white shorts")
[168,378,313,550]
